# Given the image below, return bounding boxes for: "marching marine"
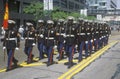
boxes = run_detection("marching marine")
[36,20,46,60]
[94,22,99,51]
[23,22,36,64]
[44,20,56,66]
[3,20,20,71]
[77,18,85,62]
[65,16,77,68]
[56,19,66,60]
[86,21,93,55]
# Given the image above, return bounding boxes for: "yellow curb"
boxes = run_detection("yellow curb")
[58,41,118,79]
[0,69,6,73]
[58,59,78,64]
[20,62,45,67]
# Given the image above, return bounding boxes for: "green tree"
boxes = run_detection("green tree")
[23,2,96,21]
[23,1,43,21]
[51,7,68,20]
[69,12,80,19]
[52,11,68,20]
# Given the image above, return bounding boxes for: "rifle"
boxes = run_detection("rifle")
[3,48,6,62]
[47,27,50,47]
[3,30,10,62]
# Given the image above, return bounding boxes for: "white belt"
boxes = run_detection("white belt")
[96,32,99,33]
[66,35,74,37]
[57,33,65,36]
[45,37,54,39]
[87,33,90,35]
[25,38,34,40]
[38,34,43,36]
[80,33,85,35]
[6,38,16,40]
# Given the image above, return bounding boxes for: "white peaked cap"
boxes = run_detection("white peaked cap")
[26,22,33,26]
[8,20,16,24]
[47,20,54,24]
[38,20,44,23]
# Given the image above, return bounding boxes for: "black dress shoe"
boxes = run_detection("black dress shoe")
[6,68,12,72]
[47,61,56,66]
[68,65,72,69]
[27,61,31,64]
[78,59,82,63]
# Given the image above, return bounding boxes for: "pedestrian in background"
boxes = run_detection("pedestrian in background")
[18,25,24,40]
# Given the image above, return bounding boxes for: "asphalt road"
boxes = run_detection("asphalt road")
[73,41,120,79]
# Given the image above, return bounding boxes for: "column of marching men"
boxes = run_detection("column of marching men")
[2,16,111,71]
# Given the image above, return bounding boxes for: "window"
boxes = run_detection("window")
[99,2,106,6]
[8,0,20,13]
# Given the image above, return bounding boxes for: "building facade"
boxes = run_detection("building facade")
[0,0,86,28]
[86,0,117,10]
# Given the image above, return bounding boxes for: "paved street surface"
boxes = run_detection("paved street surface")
[73,41,120,79]
[0,30,120,79]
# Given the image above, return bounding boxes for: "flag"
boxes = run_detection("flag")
[3,1,9,30]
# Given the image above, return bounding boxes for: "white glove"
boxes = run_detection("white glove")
[63,40,66,43]
[40,34,43,38]
[75,45,78,48]
[54,45,57,49]
[85,41,88,44]
[91,40,93,42]
[63,34,66,38]
[3,47,6,50]
[32,43,36,46]
[15,47,19,50]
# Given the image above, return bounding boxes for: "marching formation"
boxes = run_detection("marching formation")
[1,16,111,71]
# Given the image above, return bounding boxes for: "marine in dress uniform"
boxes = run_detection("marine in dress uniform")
[65,16,77,68]
[98,23,103,49]
[36,20,46,60]
[3,20,20,71]
[87,21,93,55]
[56,19,66,60]
[44,20,56,66]
[94,22,99,51]
[105,23,111,45]
[77,18,85,62]
[23,22,36,64]
[84,20,90,57]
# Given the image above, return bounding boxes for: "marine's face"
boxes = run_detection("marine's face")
[39,23,44,27]
[48,24,53,29]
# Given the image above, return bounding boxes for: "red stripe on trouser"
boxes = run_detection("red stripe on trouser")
[60,47,63,59]
[92,39,94,49]
[50,49,53,63]
[9,50,14,69]
[28,48,33,62]
[72,46,74,58]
